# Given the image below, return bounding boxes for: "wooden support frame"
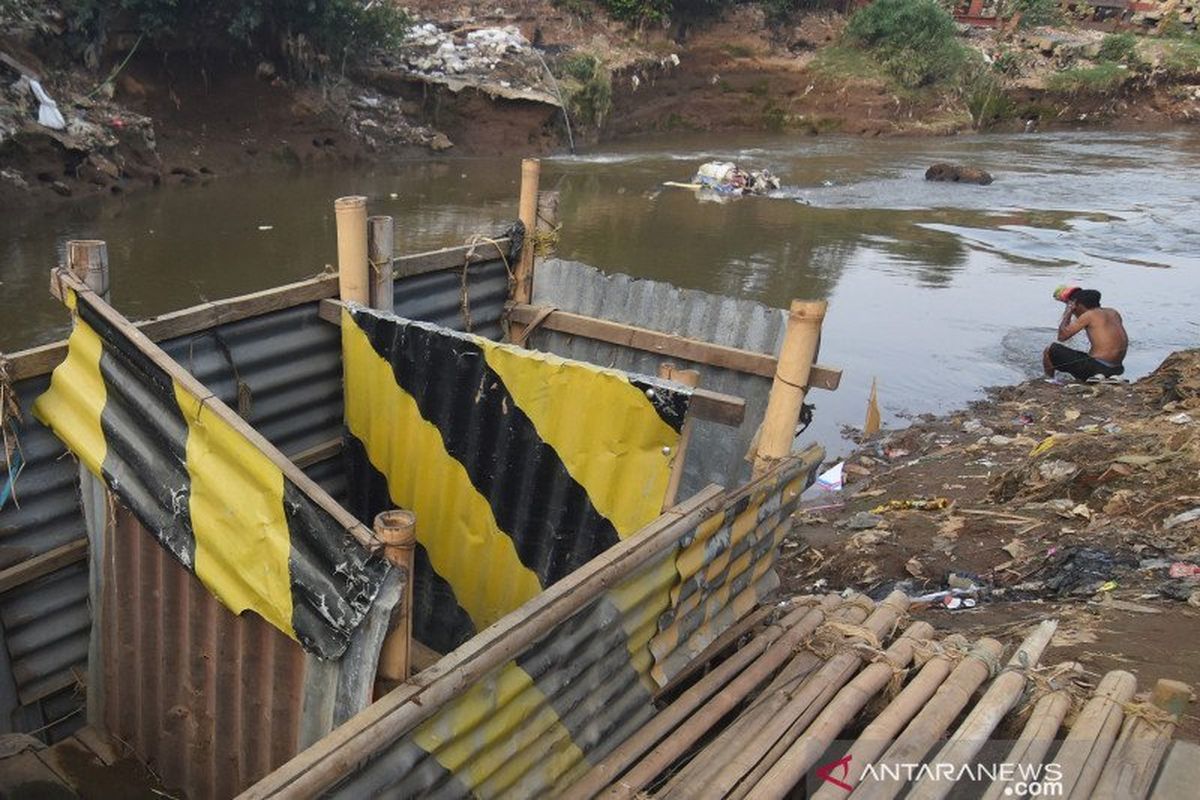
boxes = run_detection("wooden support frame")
[506,304,842,390]
[317,299,746,427]
[0,538,88,594]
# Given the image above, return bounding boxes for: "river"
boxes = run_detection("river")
[2,130,1197,454]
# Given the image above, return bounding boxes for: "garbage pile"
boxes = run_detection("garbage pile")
[398,23,538,80]
[692,161,781,196]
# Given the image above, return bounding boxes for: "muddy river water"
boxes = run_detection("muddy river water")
[2,130,1197,454]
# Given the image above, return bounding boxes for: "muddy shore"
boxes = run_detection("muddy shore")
[3,4,1198,209]
[779,349,1200,739]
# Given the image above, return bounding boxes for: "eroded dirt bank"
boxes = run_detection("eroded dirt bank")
[779,350,1200,738]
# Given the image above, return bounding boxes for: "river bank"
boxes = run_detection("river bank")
[3,2,1199,209]
[780,349,1200,738]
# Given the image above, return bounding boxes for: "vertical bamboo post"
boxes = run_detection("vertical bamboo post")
[753,300,827,477]
[67,240,109,731]
[335,196,369,305]
[374,510,416,692]
[367,215,394,314]
[1092,678,1191,800]
[513,158,540,307]
[658,363,700,511]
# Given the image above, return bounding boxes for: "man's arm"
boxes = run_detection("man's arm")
[1058,308,1090,341]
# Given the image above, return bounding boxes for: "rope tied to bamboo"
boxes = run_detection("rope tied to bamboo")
[799,621,882,662]
[910,634,973,669]
[834,595,877,617]
[529,224,560,258]
[1120,700,1180,731]
[459,233,512,334]
[1012,661,1090,720]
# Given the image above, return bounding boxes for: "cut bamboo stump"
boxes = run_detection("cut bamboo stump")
[710,592,911,800]
[335,196,369,306]
[658,595,877,798]
[748,620,937,800]
[1091,678,1191,800]
[847,637,1005,800]
[809,636,965,800]
[374,510,416,692]
[567,597,835,799]
[1055,670,1137,800]
[980,662,1081,800]
[367,215,394,313]
[907,619,1059,800]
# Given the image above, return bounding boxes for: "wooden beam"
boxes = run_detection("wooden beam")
[507,304,841,390]
[320,299,746,427]
[0,538,88,594]
[290,438,343,470]
[53,269,377,551]
[4,240,511,383]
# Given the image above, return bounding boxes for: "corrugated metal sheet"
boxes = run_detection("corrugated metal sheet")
[0,371,87,742]
[102,502,309,799]
[252,453,823,800]
[0,252,510,740]
[530,259,789,500]
[342,306,691,653]
[34,286,389,659]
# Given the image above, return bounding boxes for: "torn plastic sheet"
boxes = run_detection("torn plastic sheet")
[816,461,844,492]
[0,448,21,510]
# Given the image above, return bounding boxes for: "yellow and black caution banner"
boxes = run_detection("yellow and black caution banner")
[34,288,388,659]
[341,305,691,651]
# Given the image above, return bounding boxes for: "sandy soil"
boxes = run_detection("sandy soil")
[778,350,1200,739]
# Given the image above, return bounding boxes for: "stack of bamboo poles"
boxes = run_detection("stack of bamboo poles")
[563,593,1190,800]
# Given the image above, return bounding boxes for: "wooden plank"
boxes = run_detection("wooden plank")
[507,304,841,390]
[71,727,123,766]
[0,751,76,799]
[6,241,511,383]
[290,439,343,470]
[321,299,746,426]
[395,238,510,278]
[55,270,376,550]
[0,539,88,594]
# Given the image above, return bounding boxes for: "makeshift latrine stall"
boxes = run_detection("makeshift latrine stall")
[0,159,842,798]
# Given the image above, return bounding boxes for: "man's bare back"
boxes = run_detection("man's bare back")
[1043,288,1127,380]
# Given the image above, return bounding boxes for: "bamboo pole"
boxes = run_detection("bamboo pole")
[748,621,936,800]
[980,663,1080,800]
[752,300,827,478]
[374,509,416,691]
[907,620,1059,800]
[659,363,701,510]
[848,637,1005,800]
[513,158,540,307]
[367,215,394,314]
[1054,670,1136,800]
[567,597,837,799]
[335,196,369,305]
[67,240,109,732]
[712,592,912,800]
[808,639,961,800]
[598,595,849,800]
[1091,678,1190,800]
[658,594,877,799]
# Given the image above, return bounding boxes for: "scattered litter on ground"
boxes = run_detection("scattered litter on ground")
[815,461,843,492]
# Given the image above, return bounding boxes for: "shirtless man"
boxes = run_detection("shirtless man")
[1042,288,1128,381]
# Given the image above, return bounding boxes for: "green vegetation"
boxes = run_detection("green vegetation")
[844,0,966,89]
[63,0,408,65]
[961,61,1015,128]
[1097,33,1141,67]
[1160,38,1200,78]
[1012,0,1059,28]
[559,54,613,126]
[1045,61,1128,95]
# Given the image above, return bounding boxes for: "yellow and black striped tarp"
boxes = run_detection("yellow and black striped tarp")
[33,287,388,659]
[341,305,692,651]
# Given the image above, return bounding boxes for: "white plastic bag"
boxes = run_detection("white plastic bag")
[29,79,66,131]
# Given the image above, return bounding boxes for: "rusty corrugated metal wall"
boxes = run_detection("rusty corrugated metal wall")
[102,502,309,799]
[0,248,510,742]
[250,453,823,800]
[530,259,789,499]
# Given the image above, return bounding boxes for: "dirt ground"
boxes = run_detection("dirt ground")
[778,350,1200,740]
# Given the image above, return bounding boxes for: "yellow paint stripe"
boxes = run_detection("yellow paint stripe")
[175,384,296,639]
[342,311,543,628]
[478,338,677,539]
[32,310,107,478]
[414,661,586,797]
